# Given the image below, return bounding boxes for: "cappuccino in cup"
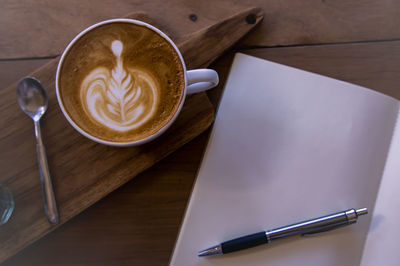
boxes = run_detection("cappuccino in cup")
[56,19,218,146]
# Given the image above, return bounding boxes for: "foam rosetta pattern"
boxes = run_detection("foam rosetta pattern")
[80,40,158,132]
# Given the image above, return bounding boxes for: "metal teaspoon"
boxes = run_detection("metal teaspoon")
[17,77,59,224]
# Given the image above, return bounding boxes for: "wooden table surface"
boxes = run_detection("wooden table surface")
[1,1,400,265]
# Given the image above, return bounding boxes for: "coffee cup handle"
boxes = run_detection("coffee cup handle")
[186,69,219,95]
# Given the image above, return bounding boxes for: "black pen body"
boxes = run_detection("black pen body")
[221,231,268,254]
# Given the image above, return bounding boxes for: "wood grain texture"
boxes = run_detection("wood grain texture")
[178,8,263,69]
[3,132,210,266]
[0,59,53,89]
[1,0,400,59]
[0,10,262,264]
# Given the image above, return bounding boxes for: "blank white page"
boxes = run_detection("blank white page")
[361,109,400,266]
[170,53,399,266]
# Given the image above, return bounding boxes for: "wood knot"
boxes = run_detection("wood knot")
[189,14,198,22]
[245,14,257,24]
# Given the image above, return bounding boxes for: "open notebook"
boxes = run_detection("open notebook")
[170,53,400,266]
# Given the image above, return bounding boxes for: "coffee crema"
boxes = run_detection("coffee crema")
[58,22,185,143]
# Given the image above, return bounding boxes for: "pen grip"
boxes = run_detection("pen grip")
[221,231,268,254]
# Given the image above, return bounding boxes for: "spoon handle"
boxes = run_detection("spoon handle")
[34,121,59,224]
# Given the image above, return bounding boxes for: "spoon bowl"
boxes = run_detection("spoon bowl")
[17,77,48,121]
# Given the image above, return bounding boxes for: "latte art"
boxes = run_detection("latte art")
[81,40,158,132]
[57,21,185,143]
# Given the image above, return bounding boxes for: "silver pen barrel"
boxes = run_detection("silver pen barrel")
[266,208,368,242]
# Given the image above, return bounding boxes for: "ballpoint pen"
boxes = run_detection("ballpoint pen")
[198,208,368,257]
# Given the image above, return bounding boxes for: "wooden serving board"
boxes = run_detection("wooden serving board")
[0,8,263,264]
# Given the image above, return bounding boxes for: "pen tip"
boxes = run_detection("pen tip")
[198,245,223,257]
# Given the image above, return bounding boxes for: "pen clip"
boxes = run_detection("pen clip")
[301,221,349,236]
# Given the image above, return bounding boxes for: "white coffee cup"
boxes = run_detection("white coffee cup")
[56,19,219,146]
